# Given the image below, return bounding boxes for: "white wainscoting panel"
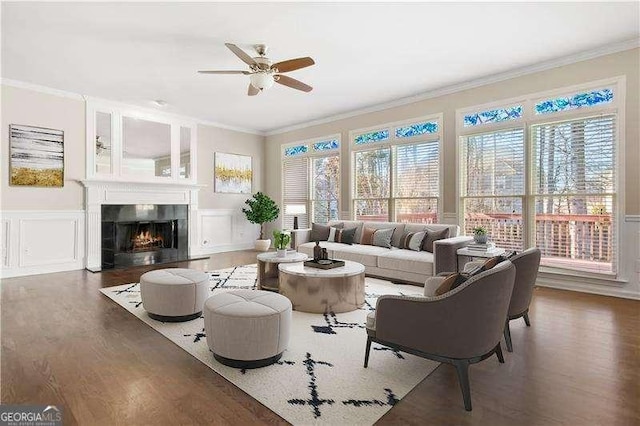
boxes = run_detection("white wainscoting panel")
[1,210,85,278]
[192,209,258,255]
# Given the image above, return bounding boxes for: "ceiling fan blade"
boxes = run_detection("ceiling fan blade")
[248,84,260,96]
[275,74,313,92]
[225,43,257,67]
[272,57,315,73]
[198,70,250,75]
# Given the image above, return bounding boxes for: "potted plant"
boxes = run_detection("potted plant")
[473,226,488,244]
[272,230,291,257]
[242,192,280,251]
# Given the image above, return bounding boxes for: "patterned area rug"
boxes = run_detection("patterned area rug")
[100,265,439,425]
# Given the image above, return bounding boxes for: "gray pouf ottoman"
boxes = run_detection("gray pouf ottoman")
[140,268,209,322]
[204,289,292,369]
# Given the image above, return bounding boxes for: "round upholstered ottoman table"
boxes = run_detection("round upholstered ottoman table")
[204,289,292,369]
[140,268,209,322]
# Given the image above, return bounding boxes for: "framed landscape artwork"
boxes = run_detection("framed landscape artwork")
[214,152,252,194]
[9,124,64,187]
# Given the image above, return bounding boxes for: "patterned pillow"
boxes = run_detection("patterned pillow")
[372,228,395,249]
[421,228,450,253]
[360,227,377,245]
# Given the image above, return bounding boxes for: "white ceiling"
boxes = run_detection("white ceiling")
[2,2,638,134]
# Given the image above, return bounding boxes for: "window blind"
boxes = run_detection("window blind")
[532,115,616,273]
[354,148,390,221]
[393,141,439,223]
[311,156,340,223]
[461,128,525,250]
[283,157,309,229]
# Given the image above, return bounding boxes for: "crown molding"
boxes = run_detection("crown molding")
[1,78,86,101]
[265,38,640,136]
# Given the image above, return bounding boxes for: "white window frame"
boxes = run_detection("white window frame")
[456,76,626,277]
[281,134,342,229]
[349,114,443,222]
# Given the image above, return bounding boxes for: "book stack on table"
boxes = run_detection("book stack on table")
[465,242,502,255]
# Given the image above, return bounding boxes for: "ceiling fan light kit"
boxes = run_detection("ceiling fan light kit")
[250,72,275,90]
[198,43,315,96]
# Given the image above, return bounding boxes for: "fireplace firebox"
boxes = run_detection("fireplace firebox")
[101,204,188,269]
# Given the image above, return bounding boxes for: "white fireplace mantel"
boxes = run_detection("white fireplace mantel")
[80,179,203,271]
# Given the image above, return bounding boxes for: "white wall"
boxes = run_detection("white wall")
[0,84,264,277]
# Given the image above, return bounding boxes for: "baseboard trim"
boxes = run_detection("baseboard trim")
[536,277,640,300]
[1,262,84,279]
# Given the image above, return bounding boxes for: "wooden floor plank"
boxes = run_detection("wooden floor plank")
[2,250,638,425]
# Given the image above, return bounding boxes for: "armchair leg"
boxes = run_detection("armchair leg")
[495,342,505,364]
[504,321,513,352]
[523,311,531,327]
[453,360,472,411]
[364,336,372,368]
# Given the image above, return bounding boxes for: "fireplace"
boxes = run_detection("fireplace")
[101,204,188,269]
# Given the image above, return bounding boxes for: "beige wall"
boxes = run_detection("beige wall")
[1,85,86,210]
[197,124,264,210]
[1,85,265,213]
[265,48,640,216]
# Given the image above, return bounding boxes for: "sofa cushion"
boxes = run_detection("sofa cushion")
[310,222,342,241]
[329,220,363,242]
[421,228,450,253]
[332,244,392,267]
[361,222,406,248]
[372,228,394,248]
[334,227,357,245]
[378,249,434,276]
[399,231,427,251]
[360,227,377,245]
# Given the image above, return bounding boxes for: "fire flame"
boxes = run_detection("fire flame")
[132,230,164,250]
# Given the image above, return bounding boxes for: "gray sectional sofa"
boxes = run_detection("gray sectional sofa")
[292,220,473,285]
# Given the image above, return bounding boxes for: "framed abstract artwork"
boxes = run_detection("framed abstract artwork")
[9,124,64,187]
[214,152,252,194]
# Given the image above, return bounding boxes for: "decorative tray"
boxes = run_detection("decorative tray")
[304,259,346,269]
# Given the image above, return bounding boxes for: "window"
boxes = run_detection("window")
[461,128,525,251]
[352,116,441,223]
[532,115,616,273]
[458,80,621,274]
[282,136,340,228]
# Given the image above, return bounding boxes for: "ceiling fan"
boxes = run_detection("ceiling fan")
[198,43,315,96]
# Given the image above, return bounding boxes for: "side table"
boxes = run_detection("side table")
[456,247,505,272]
[256,252,308,291]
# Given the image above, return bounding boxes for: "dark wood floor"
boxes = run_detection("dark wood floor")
[2,250,639,425]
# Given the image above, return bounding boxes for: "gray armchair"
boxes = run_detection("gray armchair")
[364,261,516,411]
[503,247,541,352]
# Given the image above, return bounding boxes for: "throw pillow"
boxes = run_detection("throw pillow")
[334,227,357,245]
[328,226,340,242]
[372,228,395,249]
[407,231,426,251]
[421,228,450,253]
[360,227,377,245]
[398,231,414,249]
[435,273,470,296]
[310,223,330,242]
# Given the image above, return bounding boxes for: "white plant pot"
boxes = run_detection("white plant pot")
[276,249,287,258]
[254,239,271,252]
